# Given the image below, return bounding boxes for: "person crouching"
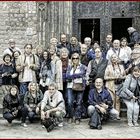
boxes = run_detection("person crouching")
[88,77,119,130]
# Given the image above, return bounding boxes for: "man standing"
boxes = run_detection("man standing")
[106,39,129,65]
[16,44,39,104]
[57,34,70,57]
[127,27,140,49]
[3,39,21,56]
[101,34,113,57]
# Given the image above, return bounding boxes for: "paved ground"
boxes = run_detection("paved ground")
[0,117,140,139]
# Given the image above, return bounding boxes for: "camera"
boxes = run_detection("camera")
[42,118,57,132]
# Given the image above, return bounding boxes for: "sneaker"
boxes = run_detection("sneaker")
[42,125,45,128]
[134,122,139,127]
[97,125,102,130]
[58,122,63,127]
[21,123,28,127]
[116,116,121,120]
[128,122,134,127]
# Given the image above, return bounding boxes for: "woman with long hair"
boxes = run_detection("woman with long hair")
[66,53,87,124]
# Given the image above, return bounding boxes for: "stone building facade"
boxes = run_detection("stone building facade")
[0,1,139,60]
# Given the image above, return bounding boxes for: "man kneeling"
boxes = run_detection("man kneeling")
[41,83,66,132]
[88,77,119,130]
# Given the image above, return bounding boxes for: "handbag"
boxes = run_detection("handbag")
[72,82,84,91]
[72,66,85,91]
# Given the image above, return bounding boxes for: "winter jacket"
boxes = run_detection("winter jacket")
[66,63,87,89]
[128,31,140,48]
[3,94,21,114]
[118,74,140,100]
[23,90,44,110]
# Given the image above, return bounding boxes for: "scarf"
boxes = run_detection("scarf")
[61,58,69,73]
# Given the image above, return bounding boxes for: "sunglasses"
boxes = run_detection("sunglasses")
[72,57,79,60]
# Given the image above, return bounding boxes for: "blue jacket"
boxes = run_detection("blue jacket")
[88,88,113,110]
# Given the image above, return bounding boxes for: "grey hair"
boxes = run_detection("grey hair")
[84,37,91,42]
[127,27,136,33]
[60,47,69,57]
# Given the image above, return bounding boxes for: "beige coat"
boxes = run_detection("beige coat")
[104,64,125,93]
[16,54,39,83]
[104,64,125,113]
[51,55,63,90]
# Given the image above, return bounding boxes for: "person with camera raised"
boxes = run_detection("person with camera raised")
[104,54,126,119]
[41,83,66,129]
[88,77,119,130]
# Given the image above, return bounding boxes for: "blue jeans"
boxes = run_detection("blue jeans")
[66,88,84,119]
[20,82,30,105]
[23,106,38,123]
[20,82,30,95]
[3,107,27,123]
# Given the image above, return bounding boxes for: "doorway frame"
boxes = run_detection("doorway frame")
[78,18,100,43]
[111,17,134,40]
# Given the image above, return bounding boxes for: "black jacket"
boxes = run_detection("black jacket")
[89,58,108,82]
[0,63,15,85]
[3,94,21,114]
[128,31,140,48]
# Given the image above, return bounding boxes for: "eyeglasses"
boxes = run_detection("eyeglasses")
[72,57,79,60]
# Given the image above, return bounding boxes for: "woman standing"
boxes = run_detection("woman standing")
[39,50,54,93]
[104,54,126,119]
[12,50,21,87]
[120,37,132,61]
[120,37,132,72]
[119,65,140,127]
[66,53,87,124]
[60,48,70,100]
[0,54,18,94]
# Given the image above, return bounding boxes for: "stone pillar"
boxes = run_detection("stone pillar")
[100,2,112,45]
[44,1,72,48]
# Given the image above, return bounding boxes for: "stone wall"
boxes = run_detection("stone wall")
[0,1,38,62]
[0,2,38,110]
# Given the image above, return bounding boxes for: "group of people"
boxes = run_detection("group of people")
[1,26,140,130]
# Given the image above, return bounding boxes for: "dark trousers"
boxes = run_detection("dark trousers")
[3,107,27,123]
[23,106,38,123]
[66,88,84,119]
